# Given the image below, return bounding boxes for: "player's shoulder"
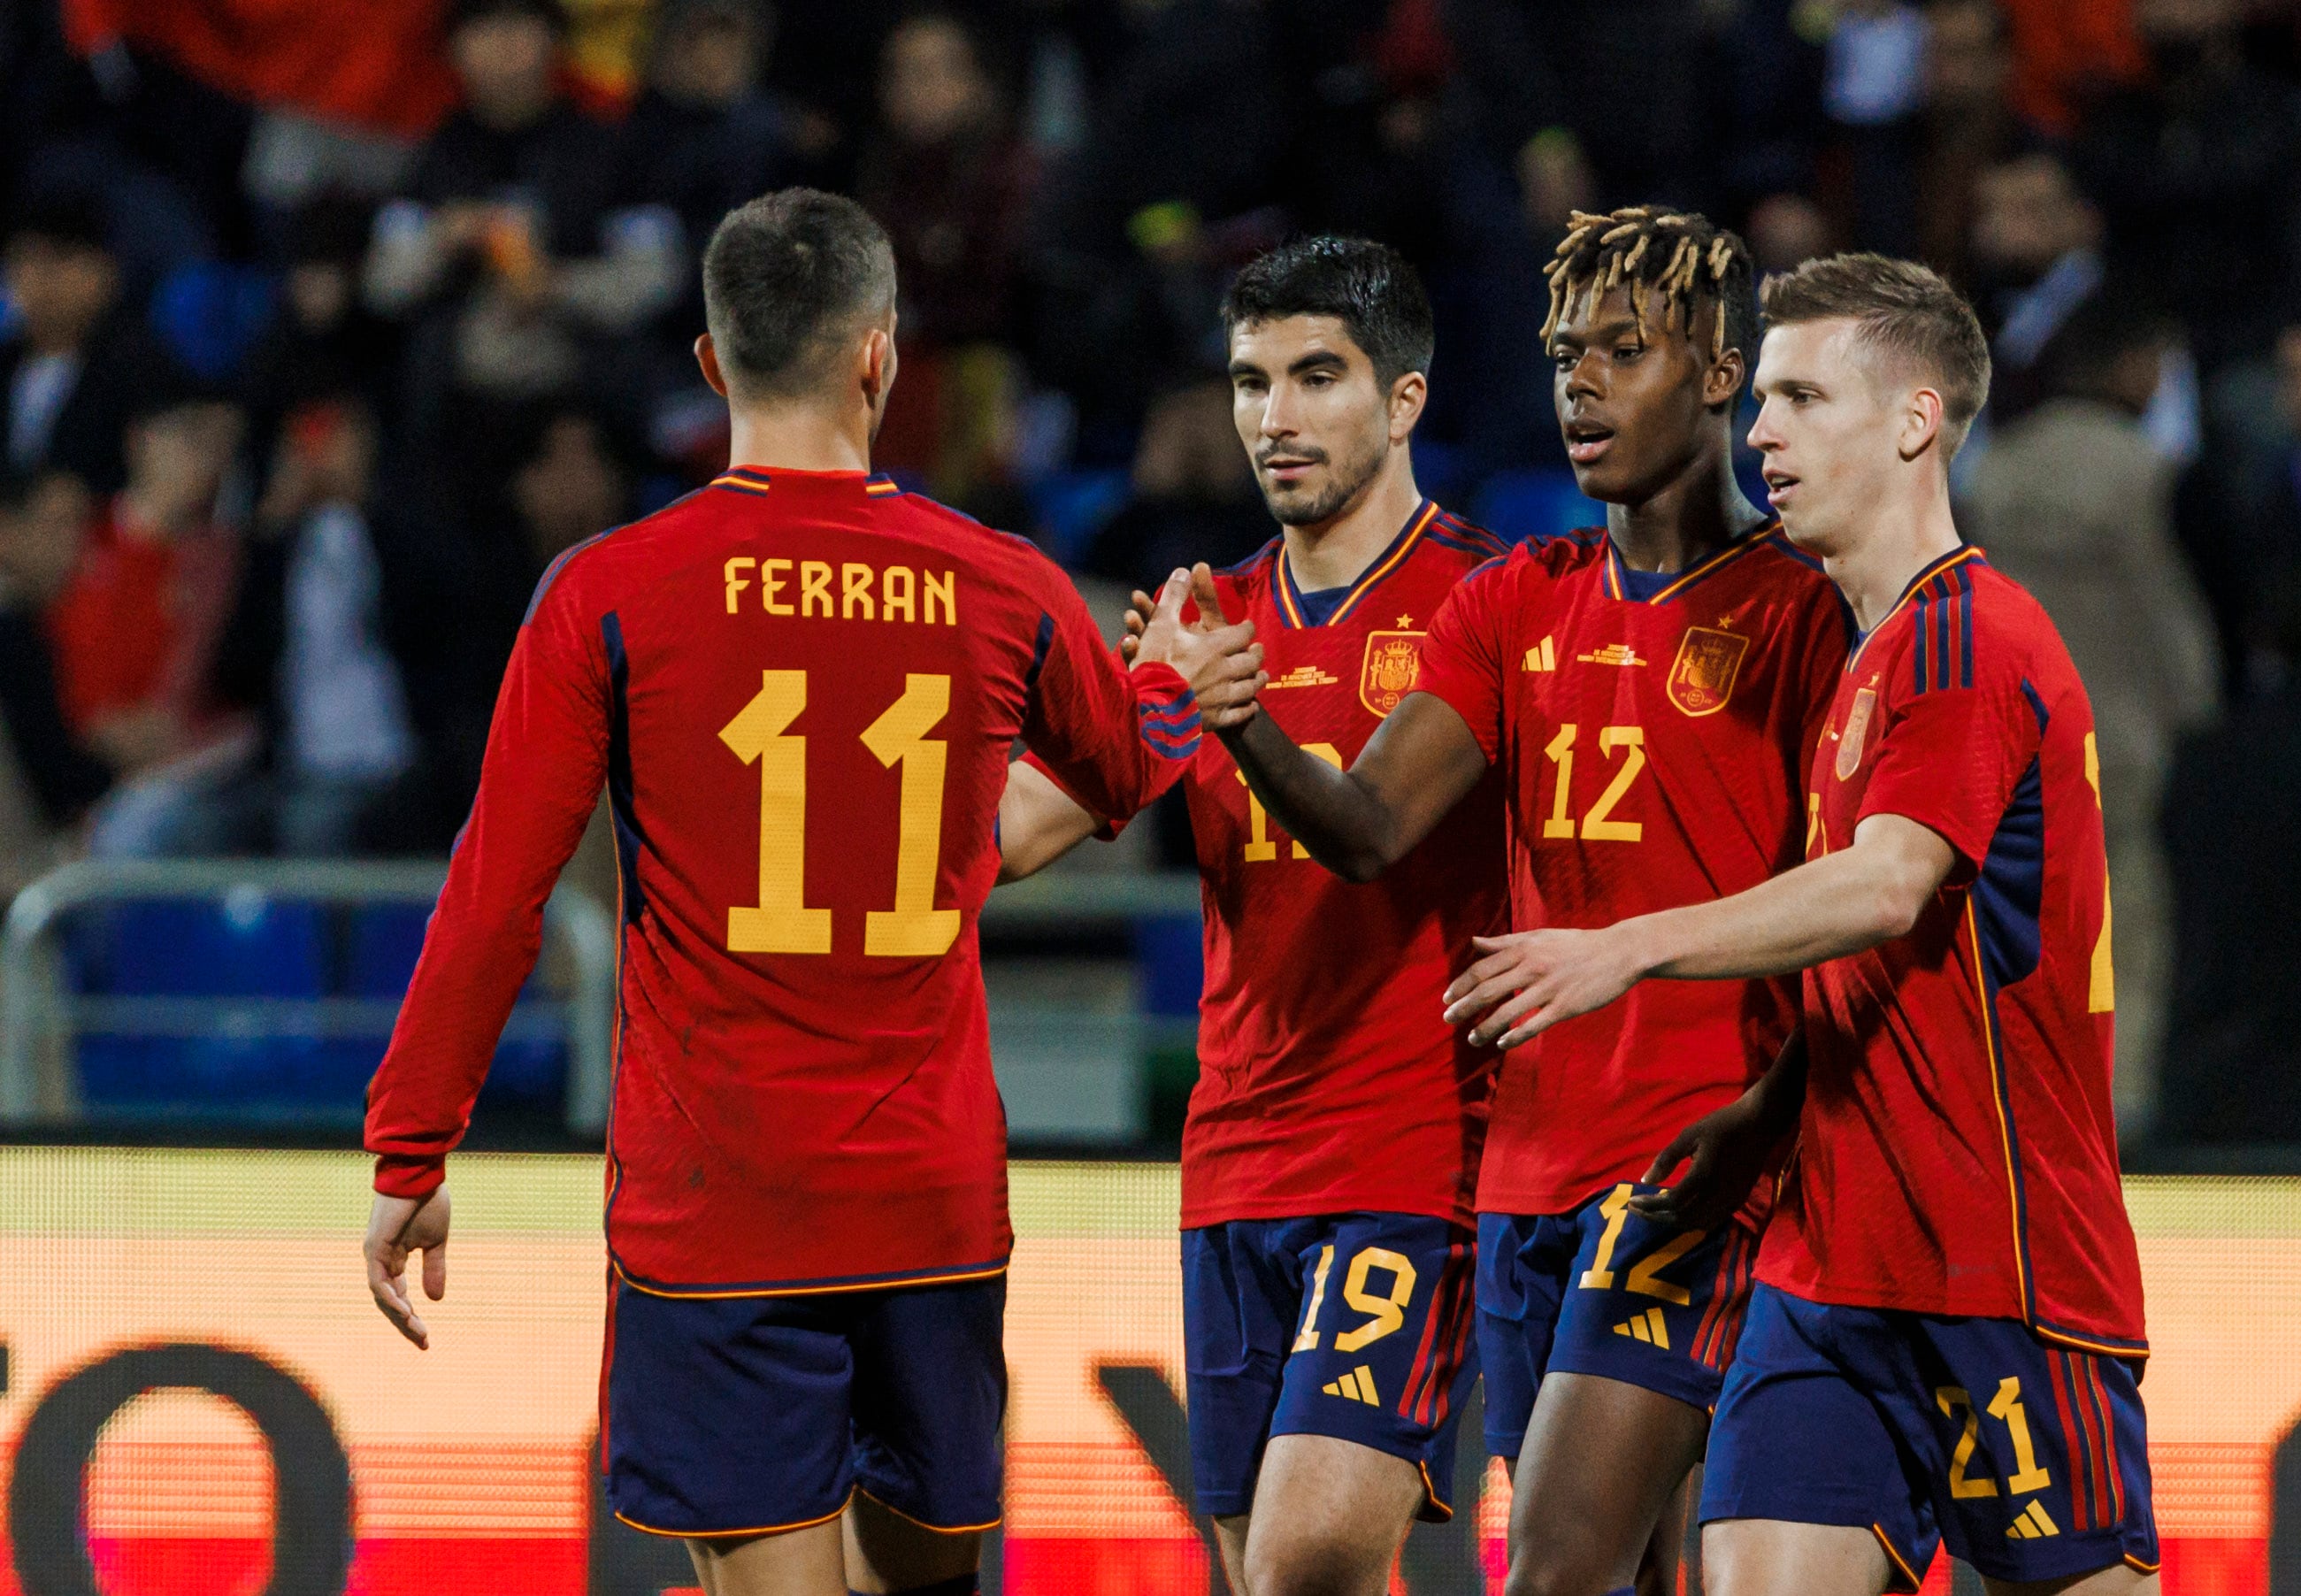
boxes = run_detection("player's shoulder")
[868,478,1055,575]
[519,484,717,623]
[1418,504,1513,570]
[1889,547,2075,697]
[1479,524,1607,589]
[1212,536,1282,606]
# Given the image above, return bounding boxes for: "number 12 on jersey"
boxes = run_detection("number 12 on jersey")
[717,669,959,958]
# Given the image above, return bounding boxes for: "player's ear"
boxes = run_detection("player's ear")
[860,325,896,408]
[695,334,729,399]
[1704,344,1745,411]
[1898,386,1946,462]
[1388,370,1428,443]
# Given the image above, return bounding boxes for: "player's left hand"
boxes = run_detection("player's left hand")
[364,1187,451,1350]
[1441,926,1647,1048]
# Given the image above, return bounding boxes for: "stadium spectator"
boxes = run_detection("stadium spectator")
[1,191,182,495]
[2069,0,2301,373]
[213,399,418,856]
[2158,579,2301,1143]
[625,0,812,264]
[1969,150,2107,426]
[1961,296,2219,1126]
[855,12,1030,503]
[46,396,254,856]
[0,470,110,834]
[362,0,679,410]
[1081,378,1268,589]
[240,195,397,454]
[1913,0,2013,280]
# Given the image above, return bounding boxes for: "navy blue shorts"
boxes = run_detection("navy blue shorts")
[1701,1285,2159,1590]
[603,1269,1007,1538]
[1182,1213,1478,1522]
[1476,1185,1760,1459]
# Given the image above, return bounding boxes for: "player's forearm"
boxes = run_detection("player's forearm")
[1221,714,1407,882]
[996,760,1108,883]
[1747,1027,1810,1139]
[1618,843,1937,983]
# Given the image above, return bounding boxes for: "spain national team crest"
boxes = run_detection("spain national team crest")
[1836,687,1878,780]
[1665,625,1750,717]
[1360,632,1423,717]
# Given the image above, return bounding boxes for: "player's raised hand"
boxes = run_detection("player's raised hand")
[1134,565,1266,729]
[1439,925,1647,1049]
[364,1187,451,1350]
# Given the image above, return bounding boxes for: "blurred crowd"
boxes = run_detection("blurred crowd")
[3,0,2300,1143]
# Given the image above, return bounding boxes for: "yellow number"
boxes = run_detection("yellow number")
[2082,732,2114,1014]
[1543,724,1646,842]
[1579,1184,1635,1289]
[1625,1227,1703,1305]
[1988,1377,2053,1493]
[1543,724,1579,838]
[1241,773,1279,862]
[1238,742,1341,863]
[860,674,959,957]
[719,670,832,953]
[1581,725,1646,841]
[1334,1246,1419,1353]
[1293,1244,1335,1351]
[718,670,957,956]
[1937,1386,1999,1499]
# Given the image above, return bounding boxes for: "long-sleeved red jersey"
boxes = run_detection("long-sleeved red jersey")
[364,465,1200,1293]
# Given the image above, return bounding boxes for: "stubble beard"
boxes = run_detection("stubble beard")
[1262,432,1388,528]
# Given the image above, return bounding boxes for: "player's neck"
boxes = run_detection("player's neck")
[1826,470,1964,634]
[724,403,873,477]
[1280,451,1423,593]
[1603,435,1764,574]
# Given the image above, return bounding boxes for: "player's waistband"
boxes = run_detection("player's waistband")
[610,1253,1011,1301]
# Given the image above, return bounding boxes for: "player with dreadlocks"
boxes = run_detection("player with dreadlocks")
[1162,204,1852,1596]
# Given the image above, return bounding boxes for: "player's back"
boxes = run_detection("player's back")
[372,465,1195,1295]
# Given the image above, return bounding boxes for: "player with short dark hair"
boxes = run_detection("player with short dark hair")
[1001,235,1509,1596]
[358,188,1249,1596]
[1177,208,1852,1596]
[1446,252,2159,1595]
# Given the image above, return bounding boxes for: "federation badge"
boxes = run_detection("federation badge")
[1835,687,1877,780]
[1360,631,1423,717]
[1665,625,1750,717]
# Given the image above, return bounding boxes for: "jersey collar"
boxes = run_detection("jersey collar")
[1599,520,1784,604]
[1846,543,1988,669]
[709,465,904,498]
[1274,498,1440,629]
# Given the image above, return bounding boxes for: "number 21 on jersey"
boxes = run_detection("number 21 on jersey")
[717,669,958,957]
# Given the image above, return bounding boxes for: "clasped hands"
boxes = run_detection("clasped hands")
[1124,564,1267,729]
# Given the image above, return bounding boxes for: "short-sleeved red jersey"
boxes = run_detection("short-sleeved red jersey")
[1174,503,1512,1229]
[1760,546,2147,1354]
[364,466,1200,1293]
[1415,525,1849,1217]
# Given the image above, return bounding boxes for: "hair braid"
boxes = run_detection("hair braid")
[1540,206,1758,371]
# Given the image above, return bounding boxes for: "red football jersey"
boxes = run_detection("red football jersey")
[1415,525,1849,1217]
[1175,503,1512,1229]
[1760,546,2147,1354]
[364,466,1200,1293]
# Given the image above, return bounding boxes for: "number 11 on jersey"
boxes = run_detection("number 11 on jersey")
[717,670,959,957]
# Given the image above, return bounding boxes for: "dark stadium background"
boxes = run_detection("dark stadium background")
[0,0,2298,1592]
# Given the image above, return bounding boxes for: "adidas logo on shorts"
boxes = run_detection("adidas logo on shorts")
[1612,1307,1671,1349]
[1322,1365,1381,1405]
